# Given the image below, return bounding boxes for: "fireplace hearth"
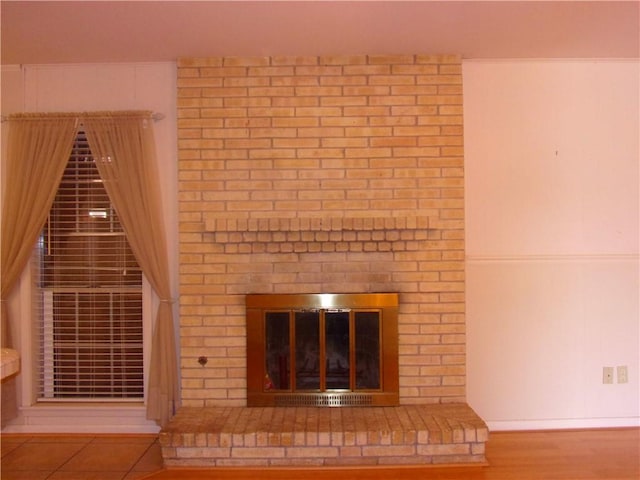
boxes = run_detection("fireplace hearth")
[246,293,399,407]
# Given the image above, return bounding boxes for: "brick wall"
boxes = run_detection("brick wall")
[177,54,465,407]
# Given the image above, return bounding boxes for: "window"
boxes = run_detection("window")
[35,131,144,400]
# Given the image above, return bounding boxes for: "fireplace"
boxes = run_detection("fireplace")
[162,54,489,468]
[246,293,399,407]
[177,54,467,408]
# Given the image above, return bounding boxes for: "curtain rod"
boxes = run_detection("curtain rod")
[1,112,165,122]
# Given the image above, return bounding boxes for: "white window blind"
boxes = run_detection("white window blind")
[35,131,144,400]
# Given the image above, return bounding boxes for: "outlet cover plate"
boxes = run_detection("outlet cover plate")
[617,365,628,384]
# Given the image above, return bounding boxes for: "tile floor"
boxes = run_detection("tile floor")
[0,434,162,480]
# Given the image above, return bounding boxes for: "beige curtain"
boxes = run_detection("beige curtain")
[1,114,78,422]
[82,112,178,427]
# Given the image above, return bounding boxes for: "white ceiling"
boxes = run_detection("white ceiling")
[1,1,639,65]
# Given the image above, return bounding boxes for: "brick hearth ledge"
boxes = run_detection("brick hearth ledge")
[160,403,488,467]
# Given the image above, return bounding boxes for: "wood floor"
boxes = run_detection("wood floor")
[1,428,638,480]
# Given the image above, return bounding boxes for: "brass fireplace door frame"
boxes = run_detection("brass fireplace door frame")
[246,293,399,407]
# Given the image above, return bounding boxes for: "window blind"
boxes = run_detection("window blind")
[35,131,144,400]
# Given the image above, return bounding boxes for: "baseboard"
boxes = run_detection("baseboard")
[487,416,640,431]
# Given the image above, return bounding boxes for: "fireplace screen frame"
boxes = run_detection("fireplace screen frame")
[246,293,399,407]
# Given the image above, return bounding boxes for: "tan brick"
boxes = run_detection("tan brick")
[178,79,223,91]
[417,443,470,456]
[247,66,294,76]
[285,446,339,458]
[231,447,285,458]
[362,445,416,457]
[177,54,466,406]
[343,65,391,75]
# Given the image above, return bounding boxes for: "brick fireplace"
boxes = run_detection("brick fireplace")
[164,54,487,467]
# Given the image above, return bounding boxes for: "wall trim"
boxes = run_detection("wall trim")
[487,416,640,432]
[466,253,639,264]
[462,58,640,65]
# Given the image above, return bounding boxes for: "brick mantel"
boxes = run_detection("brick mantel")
[204,215,438,252]
[204,215,433,234]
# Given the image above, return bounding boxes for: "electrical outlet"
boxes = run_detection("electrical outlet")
[617,365,628,384]
[603,366,614,384]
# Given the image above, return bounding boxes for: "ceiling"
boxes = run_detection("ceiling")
[2,1,639,65]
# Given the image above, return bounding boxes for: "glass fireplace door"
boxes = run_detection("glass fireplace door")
[265,312,290,390]
[294,310,321,390]
[266,309,382,394]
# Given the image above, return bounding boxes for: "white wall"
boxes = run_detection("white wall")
[464,59,640,430]
[3,59,638,432]
[1,63,178,432]
[1,66,25,199]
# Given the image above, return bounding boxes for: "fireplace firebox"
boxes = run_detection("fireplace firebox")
[246,293,399,407]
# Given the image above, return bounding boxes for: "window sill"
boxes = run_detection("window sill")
[2,403,160,434]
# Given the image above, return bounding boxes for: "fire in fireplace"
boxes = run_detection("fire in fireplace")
[246,293,399,407]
